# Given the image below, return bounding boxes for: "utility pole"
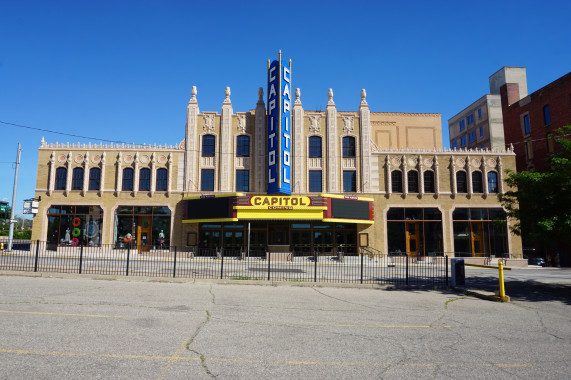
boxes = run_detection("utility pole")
[8,143,22,251]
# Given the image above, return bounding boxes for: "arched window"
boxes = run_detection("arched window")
[139,168,151,191]
[72,167,84,190]
[488,171,498,193]
[202,134,215,157]
[472,171,483,193]
[342,136,356,158]
[308,136,322,158]
[423,170,435,193]
[407,170,419,193]
[156,168,168,191]
[89,167,101,191]
[391,170,403,193]
[55,167,67,190]
[456,171,467,193]
[122,168,134,191]
[236,135,250,157]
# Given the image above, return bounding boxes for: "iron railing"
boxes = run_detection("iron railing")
[0,241,449,287]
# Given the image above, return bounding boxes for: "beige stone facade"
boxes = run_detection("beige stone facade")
[31,86,522,258]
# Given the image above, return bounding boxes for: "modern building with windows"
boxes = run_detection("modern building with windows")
[31,79,522,258]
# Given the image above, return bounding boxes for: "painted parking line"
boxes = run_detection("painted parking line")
[0,310,134,319]
[0,348,532,368]
[212,317,451,329]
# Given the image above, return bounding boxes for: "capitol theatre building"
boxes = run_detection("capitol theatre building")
[31,56,522,259]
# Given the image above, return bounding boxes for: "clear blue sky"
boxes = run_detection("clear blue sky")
[2,0,571,216]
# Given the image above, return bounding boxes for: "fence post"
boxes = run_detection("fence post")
[79,242,84,274]
[406,255,409,285]
[173,246,177,278]
[34,240,40,272]
[360,250,364,284]
[267,250,271,281]
[220,248,224,279]
[314,249,317,282]
[446,255,449,286]
[126,244,130,276]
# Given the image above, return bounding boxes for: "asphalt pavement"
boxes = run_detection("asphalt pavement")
[0,270,570,379]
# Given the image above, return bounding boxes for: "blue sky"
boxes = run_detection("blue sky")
[1,0,571,216]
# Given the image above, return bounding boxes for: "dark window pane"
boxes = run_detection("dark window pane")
[472,171,483,193]
[201,169,214,191]
[309,136,322,158]
[487,171,498,193]
[236,170,249,192]
[156,168,168,191]
[309,170,322,192]
[133,206,153,215]
[391,170,403,193]
[456,171,467,193]
[122,168,134,191]
[405,208,422,221]
[453,221,471,256]
[343,170,356,192]
[543,105,551,125]
[423,208,442,220]
[471,208,488,220]
[387,222,406,255]
[423,170,435,193]
[72,167,84,190]
[453,208,470,220]
[424,222,443,255]
[152,206,171,215]
[236,135,250,157]
[89,167,101,190]
[55,167,67,190]
[202,135,215,157]
[488,208,506,221]
[342,136,356,158]
[387,208,404,220]
[117,206,134,214]
[407,171,419,193]
[139,168,151,191]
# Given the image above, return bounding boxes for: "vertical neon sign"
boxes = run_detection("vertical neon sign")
[267,51,291,195]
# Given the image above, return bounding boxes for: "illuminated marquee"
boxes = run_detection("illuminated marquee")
[267,51,292,195]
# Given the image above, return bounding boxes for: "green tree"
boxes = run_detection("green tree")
[500,125,571,247]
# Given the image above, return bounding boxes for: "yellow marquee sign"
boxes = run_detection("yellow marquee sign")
[248,195,313,210]
[234,195,325,220]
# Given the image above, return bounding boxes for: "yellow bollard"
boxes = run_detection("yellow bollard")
[0,242,3,251]
[498,262,509,302]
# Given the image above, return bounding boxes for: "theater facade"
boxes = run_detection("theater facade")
[31,58,522,258]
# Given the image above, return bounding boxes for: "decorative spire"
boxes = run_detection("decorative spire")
[224,86,231,103]
[327,88,334,105]
[257,87,264,105]
[361,89,367,105]
[189,86,197,103]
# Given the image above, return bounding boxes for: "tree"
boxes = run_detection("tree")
[500,126,571,252]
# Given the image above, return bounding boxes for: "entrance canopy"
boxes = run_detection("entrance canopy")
[182,193,374,224]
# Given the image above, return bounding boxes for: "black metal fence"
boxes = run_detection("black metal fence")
[0,240,449,287]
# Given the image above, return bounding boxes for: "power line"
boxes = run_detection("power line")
[0,120,128,144]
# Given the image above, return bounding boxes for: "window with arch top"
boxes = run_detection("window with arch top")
[156,168,168,191]
[202,134,215,157]
[407,170,419,193]
[72,167,84,190]
[236,135,250,157]
[391,170,403,193]
[139,168,151,191]
[342,136,356,158]
[89,167,101,191]
[309,136,322,158]
[423,170,435,193]
[456,171,467,193]
[122,168,134,191]
[472,171,483,193]
[55,167,67,190]
[488,171,498,193]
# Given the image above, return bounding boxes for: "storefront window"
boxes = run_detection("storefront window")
[452,208,508,257]
[114,206,171,248]
[386,208,443,256]
[46,205,103,247]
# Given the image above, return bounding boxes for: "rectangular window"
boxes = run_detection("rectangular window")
[467,114,474,125]
[461,136,467,147]
[523,114,530,134]
[343,171,356,192]
[459,120,465,131]
[478,108,482,119]
[543,105,551,126]
[469,131,476,143]
[479,126,484,138]
[235,170,249,192]
[309,170,322,192]
[525,141,534,160]
[201,169,215,191]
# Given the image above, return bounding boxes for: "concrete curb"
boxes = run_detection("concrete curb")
[452,286,509,302]
[0,270,451,290]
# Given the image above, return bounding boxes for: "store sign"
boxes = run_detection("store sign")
[267,53,291,195]
[249,196,312,210]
